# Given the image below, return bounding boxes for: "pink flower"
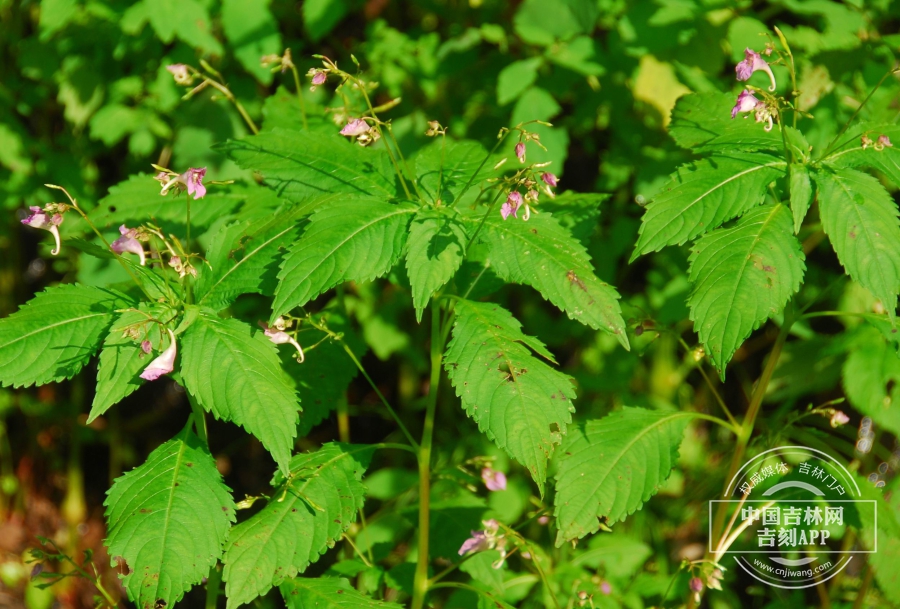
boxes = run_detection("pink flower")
[458,530,491,556]
[877,134,893,150]
[111,225,146,265]
[501,191,523,220]
[185,168,206,199]
[735,48,776,91]
[166,64,193,85]
[690,577,704,593]
[481,467,507,491]
[731,90,760,119]
[21,206,63,256]
[312,71,326,86]
[259,321,305,363]
[141,340,152,354]
[515,142,526,163]
[458,519,502,556]
[830,410,850,427]
[340,118,371,137]
[140,329,177,381]
[600,581,611,595]
[541,173,558,187]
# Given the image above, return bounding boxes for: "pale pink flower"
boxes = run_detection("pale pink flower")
[731,90,760,119]
[501,191,523,220]
[830,410,850,427]
[111,225,146,265]
[140,329,177,381]
[166,64,193,86]
[159,167,207,200]
[541,172,558,187]
[515,142,526,163]
[458,519,502,557]
[259,321,305,363]
[340,118,371,137]
[21,207,63,256]
[876,134,893,151]
[735,48,776,91]
[481,467,507,491]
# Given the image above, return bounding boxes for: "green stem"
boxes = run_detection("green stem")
[385,122,423,201]
[288,64,309,130]
[355,83,414,199]
[411,303,444,609]
[205,563,222,609]
[822,67,899,159]
[341,344,419,450]
[207,80,260,135]
[676,336,739,430]
[710,303,795,550]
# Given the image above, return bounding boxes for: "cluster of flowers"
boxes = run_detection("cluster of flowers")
[861,133,893,150]
[731,48,777,131]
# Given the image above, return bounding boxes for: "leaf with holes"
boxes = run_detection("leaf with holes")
[180,311,300,474]
[553,407,695,545]
[0,284,133,388]
[468,210,628,348]
[222,443,374,609]
[406,207,467,321]
[631,153,786,259]
[216,129,398,202]
[813,166,900,319]
[688,204,805,376]
[105,425,235,609]
[273,199,417,319]
[444,300,575,489]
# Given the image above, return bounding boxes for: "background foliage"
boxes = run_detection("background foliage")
[2,0,900,608]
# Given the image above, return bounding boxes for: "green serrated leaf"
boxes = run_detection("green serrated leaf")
[273,199,417,319]
[497,58,542,105]
[90,306,170,422]
[632,153,786,258]
[814,166,900,319]
[688,204,805,376]
[468,210,628,347]
[223,443,374,609]
[221,0,281,85]
[445,300,574,489]
[216,129,398,203]
[261,87,332,133]
[826,123,900,188]
[105,425,235,609]
[539,192,607,244]
[789,163,813,233]
[180,312,300,474]
[843,327,900,437]
[553,407,695,545]
[413,139,498,206]
[668,92,783,152]
[280,577,403,608]
[406,208,466,321]
[196,197,330,310]
[0,284,133,388]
